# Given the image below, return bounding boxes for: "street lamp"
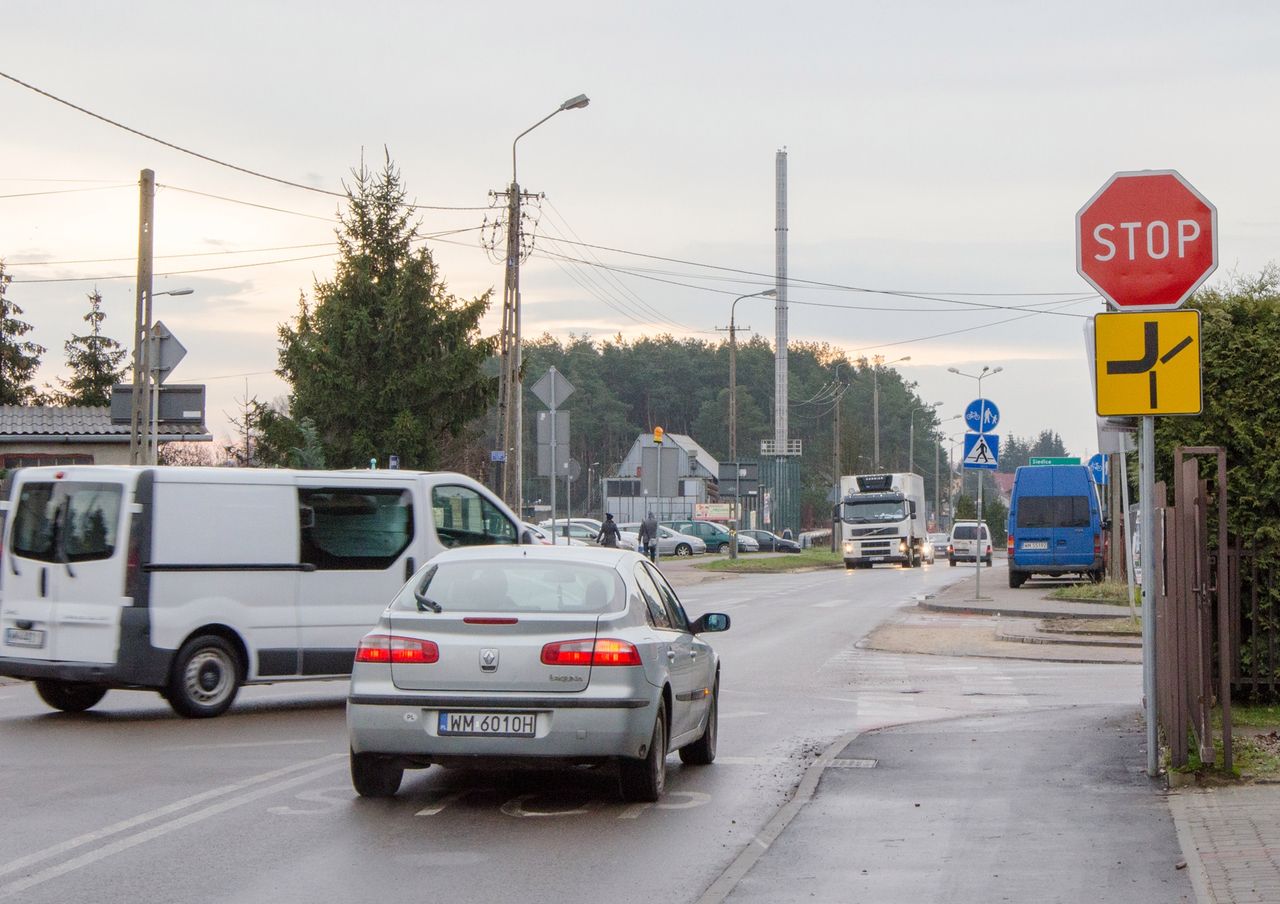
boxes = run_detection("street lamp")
[908,401,943,474]
[946,365,1004,600]
[728,289,776,466]
[933,414,961,527]
[499,93,590,519]
[870,354,910,469]
[137,287,194,466]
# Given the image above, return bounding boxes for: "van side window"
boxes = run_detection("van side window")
[298,487,414,570]
[431,485,517,548]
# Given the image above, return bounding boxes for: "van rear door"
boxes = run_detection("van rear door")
[1051,468,1095,568]
[1,473,129,665]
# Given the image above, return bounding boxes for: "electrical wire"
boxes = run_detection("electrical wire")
[0,184,133,199]
[11,241,339,267]
[158,185,338,222]
[0,69,487,211]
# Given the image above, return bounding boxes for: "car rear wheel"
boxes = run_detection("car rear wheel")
[680,682,718,766]
[167,635,242,718]
[35,679,107,713]
[619,701,667,802]
[350,750,404,798]
[675,543,692,557]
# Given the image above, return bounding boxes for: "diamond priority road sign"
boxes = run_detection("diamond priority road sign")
[1076,170,1217,311]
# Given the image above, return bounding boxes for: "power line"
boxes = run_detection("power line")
[11,241,339,267]
[0,69,487,211]
[158,185,338,222]
[0,184,133,199]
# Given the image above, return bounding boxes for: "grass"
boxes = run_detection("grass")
[693,548,844,573]
[1170,703,1280,781]
[1046,580,1134,605]
[1041,616,1140,636]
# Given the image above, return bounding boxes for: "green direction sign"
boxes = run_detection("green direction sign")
[1029,456,1082,466]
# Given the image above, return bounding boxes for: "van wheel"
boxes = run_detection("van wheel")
[717,542,730,554]
[619,701,667,802]
[35,679,107,713]
[167,635,242,718]
[350,750,404,798]
[1089,569,1104,584]
[1009,570,1027,589]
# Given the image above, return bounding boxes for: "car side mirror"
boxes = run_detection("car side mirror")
[520,529,536,545]
[691,612,731,634]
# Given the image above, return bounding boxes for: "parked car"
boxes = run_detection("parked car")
[525,522,589,546]
[346,545,731,802]
[739,529,801,553]
[948,521,993,566]
[925,532,949,565]
[663,520,760,553]
[620,523,707,557]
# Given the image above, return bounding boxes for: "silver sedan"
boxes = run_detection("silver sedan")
[347,545,730,802]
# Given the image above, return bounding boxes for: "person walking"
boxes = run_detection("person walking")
[638,511,659,562]
[598,513,621,548]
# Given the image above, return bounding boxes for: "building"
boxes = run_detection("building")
[0,405,212,469]
[603,432,720,523]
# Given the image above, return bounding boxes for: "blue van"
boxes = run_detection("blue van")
[1006,464,1104,588]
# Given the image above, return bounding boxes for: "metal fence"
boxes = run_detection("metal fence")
[1227,542,1280,698]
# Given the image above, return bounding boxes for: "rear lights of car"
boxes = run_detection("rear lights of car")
[1008,534,1015,556]
[1093,534,1103,558]
[355,635,439,664]
[541,638,642,667]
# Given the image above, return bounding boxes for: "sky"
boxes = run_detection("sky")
[2,1,1278,464]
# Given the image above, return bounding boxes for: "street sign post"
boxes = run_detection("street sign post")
[1077,170,1217,311]
[1078,170,1217,778]
[532,367,575,540]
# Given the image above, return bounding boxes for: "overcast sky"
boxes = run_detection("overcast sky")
[2,1,1277,463]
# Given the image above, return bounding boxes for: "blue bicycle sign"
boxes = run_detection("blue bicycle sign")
[964,398,1000,433]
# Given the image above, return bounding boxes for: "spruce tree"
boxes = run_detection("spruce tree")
[54,289,128,406]
[0,261,45,405]
[277,155,496,469]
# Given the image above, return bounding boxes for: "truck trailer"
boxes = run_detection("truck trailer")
[838,472,927,568]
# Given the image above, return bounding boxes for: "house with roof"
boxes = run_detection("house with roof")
[602,432,721,523]
[0,402,212,470]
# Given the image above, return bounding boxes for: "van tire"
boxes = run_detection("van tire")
[350,750,404,798]
[1009,570,1027,589]
[1089,569,1104,584]
[167,635,242,719]
[619,700,667,802]
[35,679,107,713]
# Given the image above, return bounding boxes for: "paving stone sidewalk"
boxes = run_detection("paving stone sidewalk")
[1170,785,1280,904]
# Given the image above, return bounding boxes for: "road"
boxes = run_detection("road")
[0,559,1144,903]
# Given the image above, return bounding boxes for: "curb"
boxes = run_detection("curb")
[996,621,1142,649]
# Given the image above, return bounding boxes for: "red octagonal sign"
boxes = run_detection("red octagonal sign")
[1077,170,1217,310]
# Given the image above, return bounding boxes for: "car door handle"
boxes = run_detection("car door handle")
[688,650,697,659]
[666,649,676,661]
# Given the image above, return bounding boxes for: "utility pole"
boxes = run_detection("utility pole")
[129,169,155,466]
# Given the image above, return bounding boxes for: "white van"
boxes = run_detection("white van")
[0,466,523,718]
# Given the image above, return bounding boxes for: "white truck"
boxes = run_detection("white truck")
[838,472,928,568]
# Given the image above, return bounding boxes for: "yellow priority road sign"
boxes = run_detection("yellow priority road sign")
[1094,310,1202,416]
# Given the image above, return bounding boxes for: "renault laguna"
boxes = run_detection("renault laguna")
[346,545,730,801]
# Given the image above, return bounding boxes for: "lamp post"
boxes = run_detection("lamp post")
[587,461,601,517]
[946,365,1004,600]
[728,289,777,465]
[908,401,943,474]
[499,93,590,519]
[933,414,961,527]
[140,287,194,466]
[872,354,910,470]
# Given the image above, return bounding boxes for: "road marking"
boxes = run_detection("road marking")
[159,738,325,751]
[499,793,599,818]
[0,754,344,898]
[812,599,844,608]
[718,710,768,719]
[827,758,878,769]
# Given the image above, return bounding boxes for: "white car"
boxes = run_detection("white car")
[523,522,588,547]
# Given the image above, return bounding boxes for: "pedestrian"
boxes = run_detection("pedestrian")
[638,511,659,562]
[598,513,621,548]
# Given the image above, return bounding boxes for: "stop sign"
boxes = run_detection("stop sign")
[1076,170,1217,310]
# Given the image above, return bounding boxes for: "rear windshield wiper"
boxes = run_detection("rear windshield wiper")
[414,587,442,613]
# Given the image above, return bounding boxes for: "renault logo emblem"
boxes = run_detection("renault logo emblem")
[480,648,499,672]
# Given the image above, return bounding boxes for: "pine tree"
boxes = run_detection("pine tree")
[277,154,496,469]
[0,261,46,405]
[53,289,128,406]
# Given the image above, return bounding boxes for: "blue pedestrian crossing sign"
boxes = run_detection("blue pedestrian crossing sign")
[963,432,1000,470]
[964,399,1000,433]
[1088,453,1108,485]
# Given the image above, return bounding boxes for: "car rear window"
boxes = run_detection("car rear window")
[392,559,625,614]
[952,525,976,540]
[1016,496,1092,529]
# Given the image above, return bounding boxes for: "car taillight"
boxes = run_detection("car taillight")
[541,638,642,667]
[355,634,439,664]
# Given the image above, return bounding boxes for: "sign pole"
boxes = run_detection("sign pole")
[1140,415,1157,777]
